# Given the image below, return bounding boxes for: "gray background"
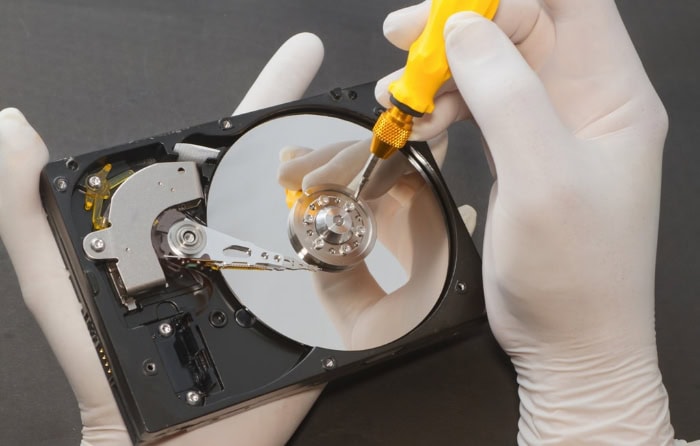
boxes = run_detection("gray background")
[0,1,697,444]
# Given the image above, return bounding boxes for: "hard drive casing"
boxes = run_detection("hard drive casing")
[40,83,485,444]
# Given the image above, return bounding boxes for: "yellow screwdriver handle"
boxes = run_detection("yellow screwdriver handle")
[389,0,499,115]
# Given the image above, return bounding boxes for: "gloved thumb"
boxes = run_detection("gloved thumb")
[0,108,49,221]
[444,12,570,185]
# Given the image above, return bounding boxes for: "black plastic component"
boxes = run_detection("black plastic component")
[39,82,485,444]
[155,315,219,396]
[390,94,424,117]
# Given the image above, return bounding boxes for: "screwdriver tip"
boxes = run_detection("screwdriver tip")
[354,154,380,200]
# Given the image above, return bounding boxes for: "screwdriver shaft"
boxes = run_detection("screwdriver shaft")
[354,154,380,200]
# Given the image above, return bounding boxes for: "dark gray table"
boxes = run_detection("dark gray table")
[0,1,697,444]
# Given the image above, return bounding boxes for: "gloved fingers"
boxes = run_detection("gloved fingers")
[411,92,469,141]
[383,1,430,51]
[383,0,543,52]
[445,12,571,181]
[375,67,458,110]
[0,108,55,287]
[311,263,386,349]
[0,109,128,436]
[277,139,413,201]
[301,139,369,191]
[279,145,314,163]
[425,131,448,170]
[279,135,447,216]
[458,204,477,236]
[294,137,427,203]
[0,108,49,220]
[537,2,664,138]
[277,141,352,190]
[542,0,617,20]
[492,0,545,45]
[376,69,469,142]
[233,32,324,116]
[158,387,324,446]
[374,66,401,108]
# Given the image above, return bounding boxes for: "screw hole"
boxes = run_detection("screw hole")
[65,158,79,171]
[53,177,68,192]
[143,360,158,376]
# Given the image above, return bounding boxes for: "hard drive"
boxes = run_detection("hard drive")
[40,82,485,444]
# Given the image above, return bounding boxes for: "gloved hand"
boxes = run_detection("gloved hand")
[278,134,477,350]
[0,33,327,446]
[379,1,697,444]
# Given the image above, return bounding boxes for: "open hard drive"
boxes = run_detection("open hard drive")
[40,82,485,444]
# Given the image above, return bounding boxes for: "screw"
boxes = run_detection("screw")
[87,175,102,189]
[209,310,228,328]
[261,252,268,259]
[220,118,233,130]
[340,244,352,255]
[54,177,68,192]
[313,239,325,250]
[182,230,197,245]
[347,90,358,100]
[373,106,386,117]
[159,322,173,337]
[185,390,201,406]
[329,87,343,101]
[90,238,105,252]
[455,281,467,294]
[344,202,355,212]
[321,357,337,370]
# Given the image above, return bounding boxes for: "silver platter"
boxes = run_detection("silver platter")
[207,114,448,350]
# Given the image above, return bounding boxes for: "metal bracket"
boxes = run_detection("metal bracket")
[83,162,203,294]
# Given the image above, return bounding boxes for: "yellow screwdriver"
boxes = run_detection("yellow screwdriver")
[354,0,499,200]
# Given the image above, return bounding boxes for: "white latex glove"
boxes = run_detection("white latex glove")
[0,33,327,446]
[278,135,477,350]
[379,1,698,445]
